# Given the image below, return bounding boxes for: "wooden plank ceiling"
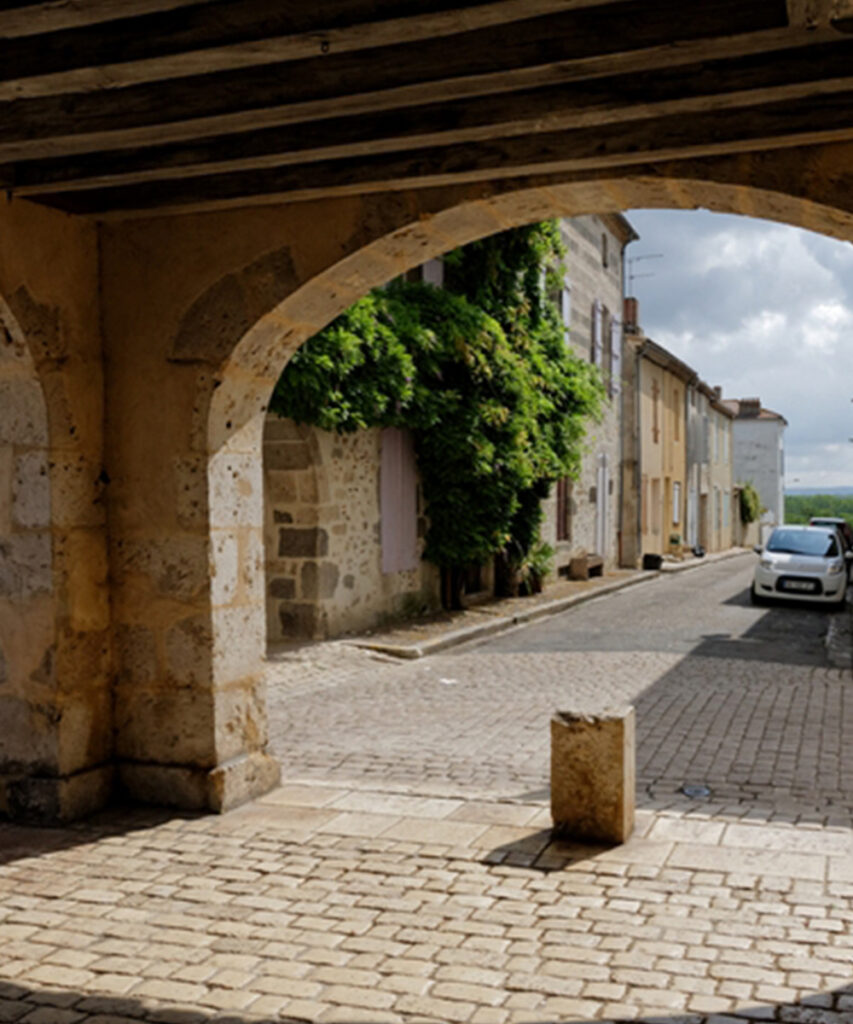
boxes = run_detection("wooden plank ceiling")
[1,0,852,216]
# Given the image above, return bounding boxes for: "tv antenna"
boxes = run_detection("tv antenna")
[627,253,663,293]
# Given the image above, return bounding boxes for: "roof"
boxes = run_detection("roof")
[720,399,788,425]
[640,338,697,384]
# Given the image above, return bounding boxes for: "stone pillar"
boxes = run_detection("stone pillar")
[98,213,292,813]
[550,707,635,844]
[0,199,112,822]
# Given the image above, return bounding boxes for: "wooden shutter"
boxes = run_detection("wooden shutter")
[592,300,603,366]
[381,427,418,574]
[610,318,622,394]
[560,279,572,343]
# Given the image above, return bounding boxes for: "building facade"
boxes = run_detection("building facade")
[721,398,788,539]
[541,214,637,574]
[686,383,735,553]
[263,215,636,640]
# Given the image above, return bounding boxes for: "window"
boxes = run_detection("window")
[641,475,649,534]
[651,479,661,534]
[723,490,730,528]
[380,427,418,574]
[602,306,611,389]
[672,481,681,525]
[601,232,609,268]
[674,389,680,442]
[652,379,660,444]
[610,318,622,395]
[421,259,444,287]
[591,299,603,366]
[556,477,573,542]
[560,277,572,344]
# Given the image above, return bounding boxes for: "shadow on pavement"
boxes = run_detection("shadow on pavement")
[0,979,850,1023]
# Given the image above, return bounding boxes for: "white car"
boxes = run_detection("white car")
[752,525,849,608]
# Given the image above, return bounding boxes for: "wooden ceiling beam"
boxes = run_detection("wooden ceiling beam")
[0,1,213,39]
[31,89,853,215]
[0,1,627,98]
[7,40,853,195]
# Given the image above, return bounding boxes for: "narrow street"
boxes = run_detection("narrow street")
[268,553,853,825]
[1,555,851,1023]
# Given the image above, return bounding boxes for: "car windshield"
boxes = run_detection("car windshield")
[766,529,838,557]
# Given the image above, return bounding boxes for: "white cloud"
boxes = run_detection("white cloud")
[626,209,853,490]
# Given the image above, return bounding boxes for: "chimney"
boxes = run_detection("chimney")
[740,397,761,418]
[624,296,638,330]
[713,386,722,400]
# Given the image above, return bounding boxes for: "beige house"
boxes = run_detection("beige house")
[621,310,690,565]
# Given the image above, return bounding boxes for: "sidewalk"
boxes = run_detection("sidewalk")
[342,548,750,659]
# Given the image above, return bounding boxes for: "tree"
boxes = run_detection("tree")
[270,222,605,607]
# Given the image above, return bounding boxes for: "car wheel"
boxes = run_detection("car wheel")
[750,584,765,606]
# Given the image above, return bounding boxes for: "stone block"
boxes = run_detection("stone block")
[207,750,281,812]
[115,685,216,766]
[0,694,58,774]
[209,450,263,527]
[0,380,48,445]
[269,576,295,599]
[550,707,635,844]
[278,526,327,557]
[211,602,264,684]
[264,441,312,471]
[213,675,268,762]
[115,623,159,686]
[263,416,304,441]
[301,561,339,600]
[12,450,50,529]
[164,614,213,687]
[0,532,52,600]
[210,529,239,606]
[278,602,319,637]
[4,763,113,823]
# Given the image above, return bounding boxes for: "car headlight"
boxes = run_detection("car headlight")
[760,558,774,569]
[827,561,844,575]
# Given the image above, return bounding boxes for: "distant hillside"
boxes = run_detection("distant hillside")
[785,493,853,526]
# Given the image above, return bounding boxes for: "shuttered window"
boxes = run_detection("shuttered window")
[556,477,573,542]
[610,318,622,395]
[380,427,418,574]
[591,299,603,366]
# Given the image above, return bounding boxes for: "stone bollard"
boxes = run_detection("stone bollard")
[550,707,635,844]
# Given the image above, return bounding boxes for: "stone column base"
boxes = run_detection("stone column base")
[551,707,635,844]
[0,764,114,823]
[119,751,281,812]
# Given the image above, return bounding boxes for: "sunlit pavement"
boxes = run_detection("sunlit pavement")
[1,555,851,1022]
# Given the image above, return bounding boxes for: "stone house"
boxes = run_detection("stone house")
[263,216,636,642]
[720,398,788,541]
[541,214,638,575]
[685,382,736,553]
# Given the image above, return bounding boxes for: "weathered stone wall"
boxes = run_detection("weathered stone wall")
[541,215,627,573]
[0,199,110,822]
[264,417,439,642]
[4,148,853,820]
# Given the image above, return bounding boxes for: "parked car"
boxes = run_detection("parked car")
[808,515,853,550]
[751,525,849,608]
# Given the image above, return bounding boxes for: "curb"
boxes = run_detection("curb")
[353,548,751,659]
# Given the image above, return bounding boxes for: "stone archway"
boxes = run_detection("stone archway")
[70,145,853,818]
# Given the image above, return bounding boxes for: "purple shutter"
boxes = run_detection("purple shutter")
[381,427,418,574]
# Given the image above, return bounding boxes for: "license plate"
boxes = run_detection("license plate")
[781,579,815,592]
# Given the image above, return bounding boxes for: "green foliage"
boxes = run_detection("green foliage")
[739,481,763,525]
[785,493,853,526]
[270,222,605,576]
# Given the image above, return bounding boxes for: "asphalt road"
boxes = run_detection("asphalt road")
[465,552,838,667]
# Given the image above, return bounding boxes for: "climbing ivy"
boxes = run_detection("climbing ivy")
[270,222,605,600]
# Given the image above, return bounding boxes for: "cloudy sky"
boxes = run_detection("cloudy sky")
[624,209,853,492]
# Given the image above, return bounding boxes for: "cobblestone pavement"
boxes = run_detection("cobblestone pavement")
[1,554,852,1023]
[268,555,853,826]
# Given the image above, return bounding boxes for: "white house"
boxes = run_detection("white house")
[720,397,787,538]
